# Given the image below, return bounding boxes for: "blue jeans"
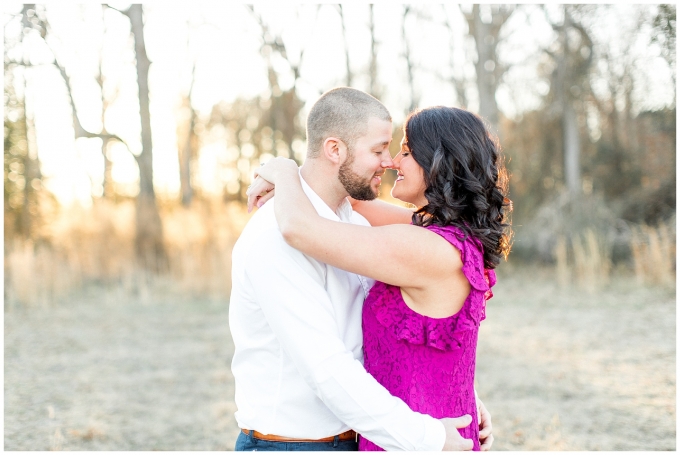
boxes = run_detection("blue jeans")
[235,430,358,451]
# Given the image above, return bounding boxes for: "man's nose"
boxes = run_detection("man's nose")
[381,153,395,168]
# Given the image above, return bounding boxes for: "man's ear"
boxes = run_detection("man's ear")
[322,137,347,165]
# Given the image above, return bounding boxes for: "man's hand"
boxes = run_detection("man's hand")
[440,415,474,451]
[478,400,494,451]
[246,176,275,212]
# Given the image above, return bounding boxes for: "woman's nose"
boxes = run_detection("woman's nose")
[390,154,401,169]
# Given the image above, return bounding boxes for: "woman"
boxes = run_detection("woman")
[254,106,511,451]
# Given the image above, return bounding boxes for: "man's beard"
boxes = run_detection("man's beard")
[338,149,380,201]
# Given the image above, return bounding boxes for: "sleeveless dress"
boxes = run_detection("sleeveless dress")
[358,224,496,452]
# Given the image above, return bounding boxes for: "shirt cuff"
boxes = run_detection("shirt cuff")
[420,416,446,451]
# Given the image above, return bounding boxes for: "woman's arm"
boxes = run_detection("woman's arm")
[246,178,414,226]
[349,198,414,226]
[255,158,461,290]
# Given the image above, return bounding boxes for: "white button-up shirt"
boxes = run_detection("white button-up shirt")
[229,174,446,451]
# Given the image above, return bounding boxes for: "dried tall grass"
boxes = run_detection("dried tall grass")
[554,228,612,292]
[4,199,252,307]
[629,220,675,287]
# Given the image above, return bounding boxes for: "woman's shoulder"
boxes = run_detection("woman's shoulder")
[422,223,480,248]
[421,223,493,292]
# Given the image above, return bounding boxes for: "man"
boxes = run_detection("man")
[230,87,492,451]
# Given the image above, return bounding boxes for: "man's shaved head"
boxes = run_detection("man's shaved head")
[306,87,391,158]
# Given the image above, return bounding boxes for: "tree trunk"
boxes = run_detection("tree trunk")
[248,5,307,167]
[179,61,197,207]
[445,5,468,108]
[557,7,582,196]
[563,100,581,195]
[97,60,114,200]
[465,5,510,137]
[18,81,40,238]
[102,138,116,199]
[368,5,381,100]
[127,4,167,272]
[471,6,497,128]
[97,33,115,201]
[179,106,196,206]
[16,4,42,239]
[401,6,418,112]
[338,5,352,87]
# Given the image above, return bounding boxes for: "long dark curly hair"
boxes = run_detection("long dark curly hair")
[404,106,512,269]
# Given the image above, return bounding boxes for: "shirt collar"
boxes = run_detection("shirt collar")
[299,169,353,223]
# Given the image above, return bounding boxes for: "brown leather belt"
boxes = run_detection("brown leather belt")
[241,428,357,443]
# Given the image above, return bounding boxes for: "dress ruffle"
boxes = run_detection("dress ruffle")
[366,224,495,352]
[425,225,492,292]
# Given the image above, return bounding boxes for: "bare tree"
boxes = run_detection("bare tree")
[96,51,115,199]
[206,6,316,202]
[9,5,141,237]
[95,6,122,200]
[247,5,313,164]
[555,11,580,196]
[544,6,593,197]
[367,5,381,100]
[28,6,131,152]
[443,5,469,108]
[14,6,130,215]
[178,58,198,207]
[401,6,419,112]
[462,5,514,136]
[122,4,168,271]
[87,4,168,270]
[176,17,221,207]
[652,4,676,87]
[337,5,353,87]
[583,7,654,198]
[25,5,128,201]
[4,6,44,239]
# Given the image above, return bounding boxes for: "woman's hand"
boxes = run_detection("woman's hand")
[246,176,275,212]
[254,157,298,184]
[478,400,494,451]
[246,157,298,212]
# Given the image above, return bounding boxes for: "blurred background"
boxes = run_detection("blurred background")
[4,3,675,451]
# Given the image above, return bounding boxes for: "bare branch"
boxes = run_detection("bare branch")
[102,4,129,17]
[34,16,135,158]
[50,59,133,153]
[246,4,310,84]
[292,5,319,83]
[4,59,51,68]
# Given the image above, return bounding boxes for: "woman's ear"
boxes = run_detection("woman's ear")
[323,137,347,165]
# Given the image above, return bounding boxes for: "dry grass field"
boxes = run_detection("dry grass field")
[4,265,675,450]
[477,267,676,451]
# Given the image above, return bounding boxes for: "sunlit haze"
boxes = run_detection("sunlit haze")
[3,3,673,206]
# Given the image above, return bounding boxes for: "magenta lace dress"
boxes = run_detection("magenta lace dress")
[359,225,496,452]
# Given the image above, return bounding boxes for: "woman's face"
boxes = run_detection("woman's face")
[390,136,428,207]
